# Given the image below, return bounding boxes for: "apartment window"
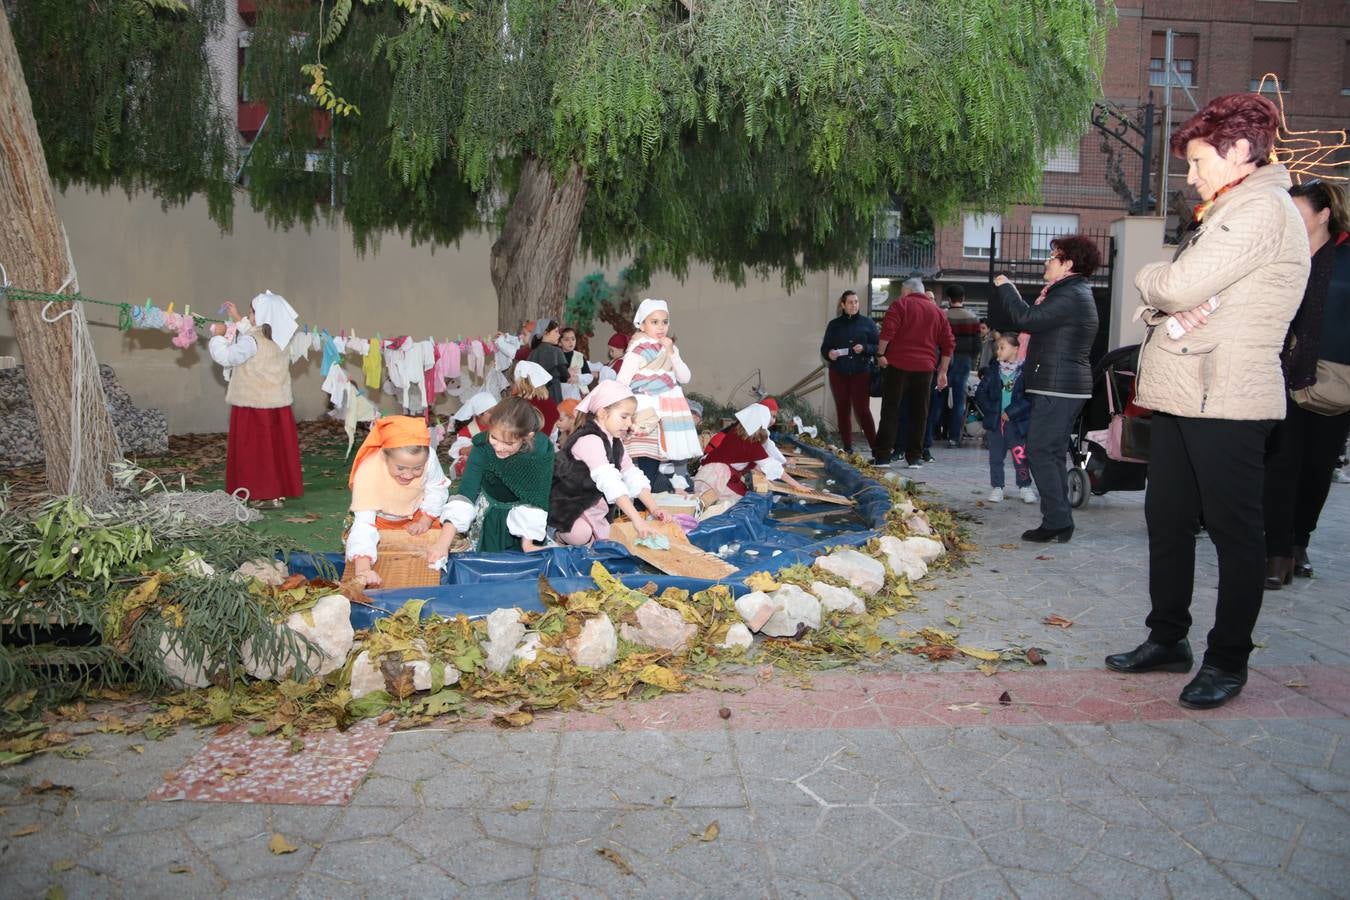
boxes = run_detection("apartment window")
[962,213,1001,259]
[1251,37,1292,91]
[1044,143,1081,173]
[1030,214,1080,260]
[1149,32,1198,87]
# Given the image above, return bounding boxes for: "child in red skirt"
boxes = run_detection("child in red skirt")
[208,291,303,507]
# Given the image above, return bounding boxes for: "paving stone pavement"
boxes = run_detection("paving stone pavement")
[2,447,1348,898]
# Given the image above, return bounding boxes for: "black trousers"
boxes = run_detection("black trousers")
[874,369,933,463]
[1025,394,1087,530]
[1263,396,1350,557]
[1144,413,1275,673]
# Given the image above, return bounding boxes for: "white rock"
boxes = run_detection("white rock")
[900,536,946,564]
[719,623,754,650]
[513,633,542,663]
[891,497,916,518]
[620,600,697,653]
[759,584,821,637]
[877,535,928,583]
[810,581,866,614]
[158,633,213,688]
[233,558,288,586]
[813,549,886,595]
[349,648,459,699]
[905,512,934,536]
[482,608,526,673]
[734,591,782,632]
[243,594,355,680]
[566,615,617,668]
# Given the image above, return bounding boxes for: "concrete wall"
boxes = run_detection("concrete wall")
[0,187,850,435]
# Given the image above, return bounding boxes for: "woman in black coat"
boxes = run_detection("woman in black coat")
[992,234,1101,543]
[527,320,570,405]
[820,290,880,454]
[1263,180,1350,587]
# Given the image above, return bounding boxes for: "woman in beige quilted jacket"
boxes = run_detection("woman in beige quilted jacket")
[1105,93,1310,711]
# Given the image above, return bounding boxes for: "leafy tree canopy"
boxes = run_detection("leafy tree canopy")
[14,0,1111,287]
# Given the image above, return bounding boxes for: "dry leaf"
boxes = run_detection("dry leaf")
[11,823,42,837]
[380,657,417,701]
[50,860,76,873]
[957,542,978,552]
[597,847,634,875]
[1034,554,1054,561]
[1042,615,1074,628]
[743,571,780,592]
[268,833,299,855]
[283,513,321,524]
[278,574,308,591]
[46,887,65,900]
[635,664,686,693]
[493,708,534,728]
[957,646,1000,662]
[998,543,1019,550]
[697,821,720,842]
[169,865,193,874]
[718,707,731,720]
[510,801,533,811]
[976,662,1000,676]
[1026,648,1046,665]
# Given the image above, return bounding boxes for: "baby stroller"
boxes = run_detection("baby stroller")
[1067,344,1149,509]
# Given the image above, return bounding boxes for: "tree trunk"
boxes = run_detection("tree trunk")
[0,9,119,497]
[490,156,589,333]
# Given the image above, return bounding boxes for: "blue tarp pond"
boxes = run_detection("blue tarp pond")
[287,438,895,629]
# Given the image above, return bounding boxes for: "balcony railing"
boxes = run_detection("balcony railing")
[869,236,938,279]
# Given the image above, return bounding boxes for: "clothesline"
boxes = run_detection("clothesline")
[2,280,599,450]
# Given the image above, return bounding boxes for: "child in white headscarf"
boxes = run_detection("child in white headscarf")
[617,298,700,491]
[208,290,302,507]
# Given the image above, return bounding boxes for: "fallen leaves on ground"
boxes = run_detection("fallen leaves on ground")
[697,821,720,842]
[1042,615,1074,628]
[958,646,1000,661]
[268,834,299,855]
[10,823,43,837]
[510,800,533,811]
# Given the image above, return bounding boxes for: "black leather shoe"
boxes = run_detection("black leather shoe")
[1179,664,1247,709]
[1105,639,1194,674]
[1293,546,1313,579]
[1264,556,1294,590]
[1021,525,1074,543]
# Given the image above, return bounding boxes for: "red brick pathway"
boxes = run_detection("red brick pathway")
[152,664,1349,804]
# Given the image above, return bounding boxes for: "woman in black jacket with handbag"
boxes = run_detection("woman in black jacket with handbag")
[1263,180,1350,588]
[992,235,1101,543]
[820,290,880,455]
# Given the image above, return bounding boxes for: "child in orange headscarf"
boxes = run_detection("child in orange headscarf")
[345,416,457,587]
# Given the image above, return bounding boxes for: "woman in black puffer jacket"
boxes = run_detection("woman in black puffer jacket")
[820,290,880,454]
[992,234,1101,543]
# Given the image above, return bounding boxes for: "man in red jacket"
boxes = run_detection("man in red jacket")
[872,278,955,468]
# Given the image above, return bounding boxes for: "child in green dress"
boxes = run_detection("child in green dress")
[442,397,555,552]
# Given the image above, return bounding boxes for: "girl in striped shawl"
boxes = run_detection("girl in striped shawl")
[617,298,701,491]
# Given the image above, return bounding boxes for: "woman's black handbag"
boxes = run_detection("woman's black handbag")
[868,357,883,397]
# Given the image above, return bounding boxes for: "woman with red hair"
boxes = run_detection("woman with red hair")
[1105,93,1310,711]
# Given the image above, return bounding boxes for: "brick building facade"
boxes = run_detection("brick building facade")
[908,0,1349,313]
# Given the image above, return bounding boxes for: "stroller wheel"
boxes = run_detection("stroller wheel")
[1067,467,1090,509]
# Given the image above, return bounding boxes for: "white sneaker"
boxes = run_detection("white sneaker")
[1020,486,1039,504]
[907,461,924,470]
[1333,468,1350,484]
[987,487,1004,502]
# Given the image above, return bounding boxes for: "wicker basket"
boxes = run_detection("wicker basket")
[341,528,468,589]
